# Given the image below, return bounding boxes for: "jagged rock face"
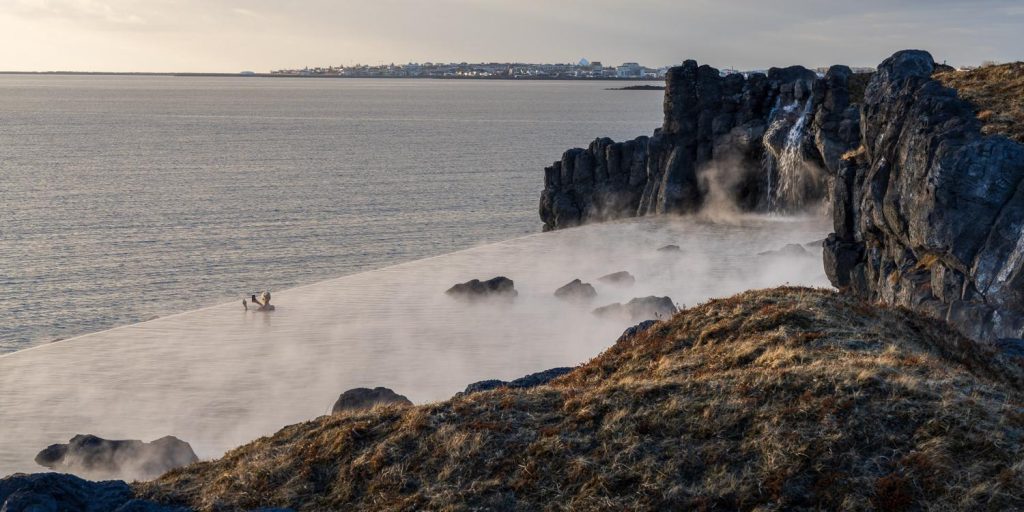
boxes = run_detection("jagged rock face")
[540,61,857,230]
[824,49,1024,342]
[34,434,198,481]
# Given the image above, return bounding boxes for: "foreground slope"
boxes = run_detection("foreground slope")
[140,287,1024,511]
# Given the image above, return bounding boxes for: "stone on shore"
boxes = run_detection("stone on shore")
[332,387,412,414]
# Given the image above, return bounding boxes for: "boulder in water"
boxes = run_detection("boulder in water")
[657,244,682,253]
[332,387,412,414]
[597,271,635,286]
[553,279,597,301]
[758,243,812,258]
[593,296,678,322]
[445,277,518,300]
[34,434,198,480]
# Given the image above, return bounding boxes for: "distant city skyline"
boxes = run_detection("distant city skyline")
[1,0,1021,73]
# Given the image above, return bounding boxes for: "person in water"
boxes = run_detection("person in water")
[243,291,274,311]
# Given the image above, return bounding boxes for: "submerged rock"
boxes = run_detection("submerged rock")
[758,243,812,258]
[459,367,573,396]
[553,279,597,301]
[593,296,678,322]
[445,277,517,300]
[597,271,635,286]
[34,434,198,481]
[332,387,412,414]
[657,244,682,252]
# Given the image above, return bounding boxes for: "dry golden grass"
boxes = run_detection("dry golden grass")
[137,287,1024,511]
[935,62,1024,143]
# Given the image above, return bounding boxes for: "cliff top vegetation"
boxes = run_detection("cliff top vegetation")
[936,62,1024,143]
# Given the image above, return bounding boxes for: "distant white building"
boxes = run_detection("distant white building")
[616,62,642,78]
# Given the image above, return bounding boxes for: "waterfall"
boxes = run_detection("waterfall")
[775,98,814,210]
[763,97,814,212]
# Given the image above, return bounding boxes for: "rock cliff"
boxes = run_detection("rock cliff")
[539,60,861,230]
[824,50,1024,342]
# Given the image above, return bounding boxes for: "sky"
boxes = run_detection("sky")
[1,0,1021,72]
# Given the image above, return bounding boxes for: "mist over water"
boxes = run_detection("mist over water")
[0,214,829,479]
[0,75,662,352]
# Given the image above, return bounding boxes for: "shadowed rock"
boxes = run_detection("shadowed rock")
[34,435,198,481]
[554,279,597,301]
[597,271,635,286]
[332,387,412,414]
[459,367,573,396]
[823,49,1024,342]
[445,277,517,300]
[593,296,678,322]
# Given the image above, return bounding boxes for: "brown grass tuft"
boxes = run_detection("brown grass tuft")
[136,287,1024,511]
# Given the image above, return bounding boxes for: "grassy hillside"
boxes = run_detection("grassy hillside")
[138,287,1024,511]
[936,62,1024,143]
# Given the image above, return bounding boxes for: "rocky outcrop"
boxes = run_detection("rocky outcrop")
[458,367,573,396]
[445,277,517,300]
[823,50,1024,342]
[332,387,412,414]
[593,296,678,322]
[0,473,186,512]
[553,279,597,301]
[540,61,862,230]
[34,435,198,481]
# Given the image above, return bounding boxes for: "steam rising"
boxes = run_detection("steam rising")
[0,214,830,480]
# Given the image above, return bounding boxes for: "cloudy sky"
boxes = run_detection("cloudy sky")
[1,0,1020,72]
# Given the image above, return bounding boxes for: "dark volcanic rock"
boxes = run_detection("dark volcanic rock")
[0,473,189,512]
[593,296,678,322]
[0,473,132,512]
[540,58,855,230]
[445,277,517,300]
[822,49,1024,342]
[332,387,412,414]
[553,279,597,301]
[597,271,635,286]
[459,367,573,396]
[34,435,198,481]
[615,320,659,343]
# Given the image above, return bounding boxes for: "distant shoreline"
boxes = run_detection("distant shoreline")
[605,84,666,90]
[0,71,664,81]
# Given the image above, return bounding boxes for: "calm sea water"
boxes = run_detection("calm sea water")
[0,76,663,352]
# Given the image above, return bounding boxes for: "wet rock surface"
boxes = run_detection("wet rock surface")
[596,271,635,286]
[823,50,1024,342]
[540,59,860,230]
[34,435,198,481]
[553,279,597,301]
[445,277,518,300]
[593,296,678,322]
[332,387,412,414]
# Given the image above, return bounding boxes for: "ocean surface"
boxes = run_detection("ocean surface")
[0,76,664,352]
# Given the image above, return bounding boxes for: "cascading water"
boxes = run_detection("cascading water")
[775,97,815,210]
[763,97,815,212]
